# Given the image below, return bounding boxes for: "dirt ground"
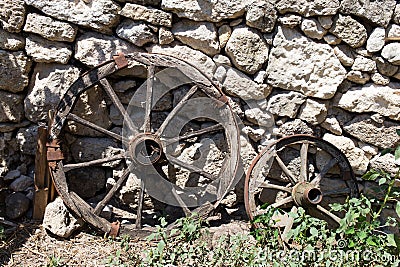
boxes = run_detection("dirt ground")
[0,223,146,267]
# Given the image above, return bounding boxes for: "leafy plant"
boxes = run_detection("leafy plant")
[0,225,4,240]
[47,255,63,267]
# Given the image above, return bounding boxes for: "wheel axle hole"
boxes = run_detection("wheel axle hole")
[307,188,322,204]
[131,138,162,165]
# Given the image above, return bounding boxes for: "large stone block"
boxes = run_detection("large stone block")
[120,3,172,27]
[24,63,80,122]
[0,0,25,32]
[330,15,367,48]
[0,28,25,50]
[25,0,120,34]
[0,50,31,93]
[25,35,72,64]
[275,0,340,17]
[116,19,157,47]
[0,91,24,123]
[266,26,346,99]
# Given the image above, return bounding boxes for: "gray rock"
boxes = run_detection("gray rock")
[371,73,390,86]
[23,13,77,42]
[70,137,118,163]
[120,3,172,27]
[5,192,30,219]
[278,119,314,136]
[266,26,346,99]
[387,24,400,41]
[0,50,32,93]
[172,20,219,56]
[330,15,367,48]
[9,175,33,192]
[323,34,341,45]
[16,125,38,155]
[25,0,120,34]
[394,4,400,24]
[352,56,376,72]
[117,19,157,47]
[346,70,370,84]
[375,57,399,77]
[43,197,83,238]
[298,99,327,125]
[278,14,302,28]
[323,133,369,175]
[223,67,272,100]
[333,45,354,67]
[0,91,24,122]
[24,63,80,122]
[366,27,386,53]
[340,0,396,27]
[148,44,216,78]
[159,27,174,45]
[267,91,306,118]
[75,31,142,67]
[338,83,400,121]
[245,1,277,33]
[321,117,342,135]
[0,28,25,50]
[318,16,333,29]
[0,120,30,133]
[3,169,21,181]
[67,167,106,199]
[0,0,25,32]
[66,85,112,137]
[226,26,269,74]
[275,0,340,17]
[301,18,327,40]
[382,43,400,65]
[343,115,400,149]
[161,0,247,22]
[244,106,274,128]
[25,35,72,64]
[370,153,398,177]
[218,25,232,48]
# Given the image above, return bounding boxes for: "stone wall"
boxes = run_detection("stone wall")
[1,0,400,220]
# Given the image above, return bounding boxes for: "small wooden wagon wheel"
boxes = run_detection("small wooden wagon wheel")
[47,52,241,237]
[244,134,359,231]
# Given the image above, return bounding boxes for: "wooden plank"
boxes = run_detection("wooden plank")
[33,126,49,221]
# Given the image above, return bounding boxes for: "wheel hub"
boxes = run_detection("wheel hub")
[128,133,163,165]
[292,182,322,206]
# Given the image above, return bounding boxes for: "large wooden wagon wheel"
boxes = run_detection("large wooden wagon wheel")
[47,52,241,237]
[244,134,359,232]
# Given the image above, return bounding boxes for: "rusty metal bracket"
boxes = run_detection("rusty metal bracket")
[47,139,64,169]
[113,52,129,69]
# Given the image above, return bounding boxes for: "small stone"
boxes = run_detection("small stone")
[366,27,386,53]
[3,169,21,181]
[117,19,157,47]
[120,3,172,27]
[358,142,378,159]
[267,91,306,118]
[243,126,266,142]
[245,107,274,128]
[245,1,277,33]
[218,25,232,49]
[371,73,390,85]
[0,91,24,122]
[318,16,333,29]
[23,13,77,42]
[5,192,30,219]
[395,4,400,24]
[275,0,340,17]
[0,0,25,33]
[375,57,398,76]
[43,197,83,238]
[0,50,32,93]
[323,35,341,45]
[321,117,342,135]
[159,27,174,45]
[9,175,33,192]
[16,125,38,155]
[346,70,370,84]
[298,99,327,125]
[333,45,355,67]
[278,119,314,136]
[25,0,120,34]
[213,54,231,66]
[382,43,400,65]
[172,20,220,56]
[226,26,269,74]
[278,14,302,28]
[25,35,72,64]
[301,18,326,40]
[253,70,267,84]
[0,121,29,133]
[352,56,376,72]
[0,28,25,50]
[213,65,227,83]
[370,153,398,177]
[330,15,367,48]
[229,18,243,27]
[223,67,272,100]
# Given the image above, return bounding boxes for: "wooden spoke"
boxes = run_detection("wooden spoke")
[171,188,191,216]
[162,123,223,145]
[94,168,131,215]
[167,156,216,181]
[63,153,126,172]
[311,157,338,185]
[67,113,127,143]
[323,188,351,197]
[135,179,145,229]
[156,85,198,135]
[274,153,297,184]
[271,196,293,208]
[257,182,292,193]
[99,78,137,135]
[299,142,309,182]
[143,65,155,133]
[316,204,341,224]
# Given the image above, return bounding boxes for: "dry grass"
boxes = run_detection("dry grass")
[0,223,147,267]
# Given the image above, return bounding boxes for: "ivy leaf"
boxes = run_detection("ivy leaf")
[395,146,400,161]
[396,201,400,218]
[157,240,166,254]
[366,236,377,246]
[378,177,387,185]
[310,227,318,237]
[387,234,397,247]
[396,129,400,136]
